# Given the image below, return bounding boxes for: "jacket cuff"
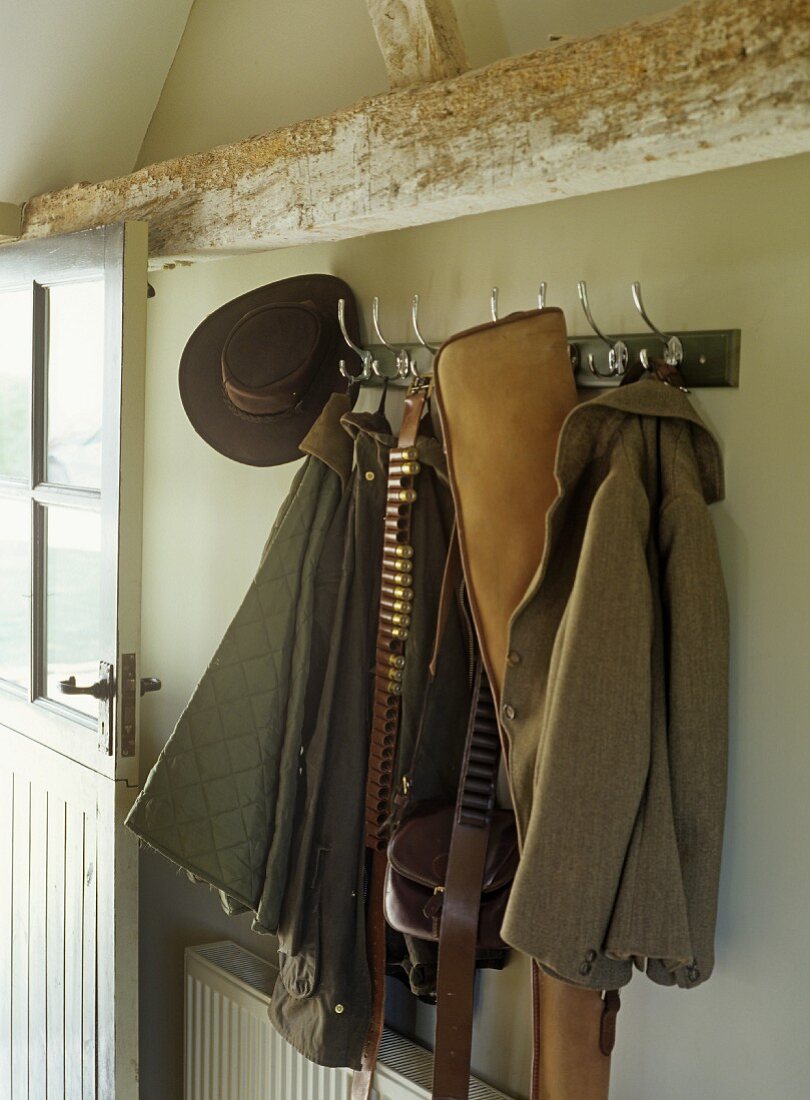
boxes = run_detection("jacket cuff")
[646,955,713,989]
[500,917,633,990]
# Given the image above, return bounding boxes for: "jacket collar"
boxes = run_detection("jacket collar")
[556,378,724,503]
[299,392,354,485]
[341,407,448,478]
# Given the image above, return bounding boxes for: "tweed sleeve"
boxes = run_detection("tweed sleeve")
[646,427,729,989]
[501,453,658,990]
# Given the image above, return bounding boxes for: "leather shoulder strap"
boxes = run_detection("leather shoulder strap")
[433,661,500,1100]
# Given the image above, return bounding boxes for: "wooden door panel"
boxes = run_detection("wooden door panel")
[45,793,66,1100]
[0,725,101,1100]
[0,765,12,1097]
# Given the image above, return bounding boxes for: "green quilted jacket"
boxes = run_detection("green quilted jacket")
[126,394,355,933]
[127,393,473,1069]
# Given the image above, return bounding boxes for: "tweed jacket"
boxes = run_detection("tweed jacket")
[499,379,728,992]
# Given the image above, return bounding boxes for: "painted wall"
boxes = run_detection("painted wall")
[138,152,810,1099]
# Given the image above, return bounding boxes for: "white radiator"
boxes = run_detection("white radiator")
[185,941,513,1100]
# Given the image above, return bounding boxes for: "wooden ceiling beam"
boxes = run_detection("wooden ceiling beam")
[366,0,468,87]
[17,0,810,262]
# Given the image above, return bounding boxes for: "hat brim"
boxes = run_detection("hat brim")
[179,274,361,466]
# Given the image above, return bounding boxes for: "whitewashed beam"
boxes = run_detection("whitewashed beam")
[0,203,22,240]
[17,0,810,263]
[366,0,468,87]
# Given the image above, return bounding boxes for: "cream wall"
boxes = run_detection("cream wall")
[139,153,810,1099]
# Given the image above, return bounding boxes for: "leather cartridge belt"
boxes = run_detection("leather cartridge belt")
[364,444,422,850]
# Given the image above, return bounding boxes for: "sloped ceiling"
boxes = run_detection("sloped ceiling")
[0,0,194,203]
[136,0,671,168]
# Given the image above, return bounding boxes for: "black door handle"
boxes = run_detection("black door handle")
[140,677,162,697]
[59,675,113,700]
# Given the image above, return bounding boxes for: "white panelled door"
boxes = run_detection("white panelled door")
[0,223,148,1099]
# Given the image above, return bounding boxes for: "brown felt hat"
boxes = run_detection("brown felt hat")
[179,274,360,466]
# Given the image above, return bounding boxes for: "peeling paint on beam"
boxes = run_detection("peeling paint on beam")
[18,0,810,261]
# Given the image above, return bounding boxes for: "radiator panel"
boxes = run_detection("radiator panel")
[185,941,512,1100]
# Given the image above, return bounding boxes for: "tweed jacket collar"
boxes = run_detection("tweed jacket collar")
[556,377,724,505]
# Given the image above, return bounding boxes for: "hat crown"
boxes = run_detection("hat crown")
[222,302,331,415]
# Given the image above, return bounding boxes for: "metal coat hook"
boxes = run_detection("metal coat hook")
[490,287,499,322]
[372,296,416,379]
[631,282,684,367]
[411,294,439,355]
[338,298,375,381]
[491,284,548,321]
[576,281,628,378]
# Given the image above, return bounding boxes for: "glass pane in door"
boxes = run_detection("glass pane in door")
[0,497,30,689]
[47,280,105,488]
[45,504,101,718]
[0,287,33,480]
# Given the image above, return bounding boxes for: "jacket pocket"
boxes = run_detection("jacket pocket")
[277,844,329,1000]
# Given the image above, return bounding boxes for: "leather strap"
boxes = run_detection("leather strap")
[352,384,428,1100]
[531,961,543,1100]
[352,849,388,1100]
[362,386,427,851]
[433,663,499,1099]
[599,990,621,1057]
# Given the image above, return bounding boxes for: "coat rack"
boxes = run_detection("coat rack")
[338,283,740,389]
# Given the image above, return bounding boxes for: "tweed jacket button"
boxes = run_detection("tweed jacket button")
[579,961,592,976]
[506,650,522,667]
[687,964,700,982]
[586,949,597,962]
[502,704,516,721]
[334,1003,345,1014]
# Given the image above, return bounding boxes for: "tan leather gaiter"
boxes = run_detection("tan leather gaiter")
[434,308,612,1100]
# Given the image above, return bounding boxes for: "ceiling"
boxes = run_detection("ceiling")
[0,0,194,203]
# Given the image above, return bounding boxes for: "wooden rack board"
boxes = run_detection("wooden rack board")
[358,331,741,388]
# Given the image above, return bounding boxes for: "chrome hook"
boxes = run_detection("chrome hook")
[576,281,628,378]
[492,283,547,319]
[338,298,375,381]
[411,294,439,356]
[372,296,415,379]
[631,282,683,366]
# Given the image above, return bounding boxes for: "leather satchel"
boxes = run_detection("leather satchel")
[385,803,518,950]
[385,656,515,1099]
